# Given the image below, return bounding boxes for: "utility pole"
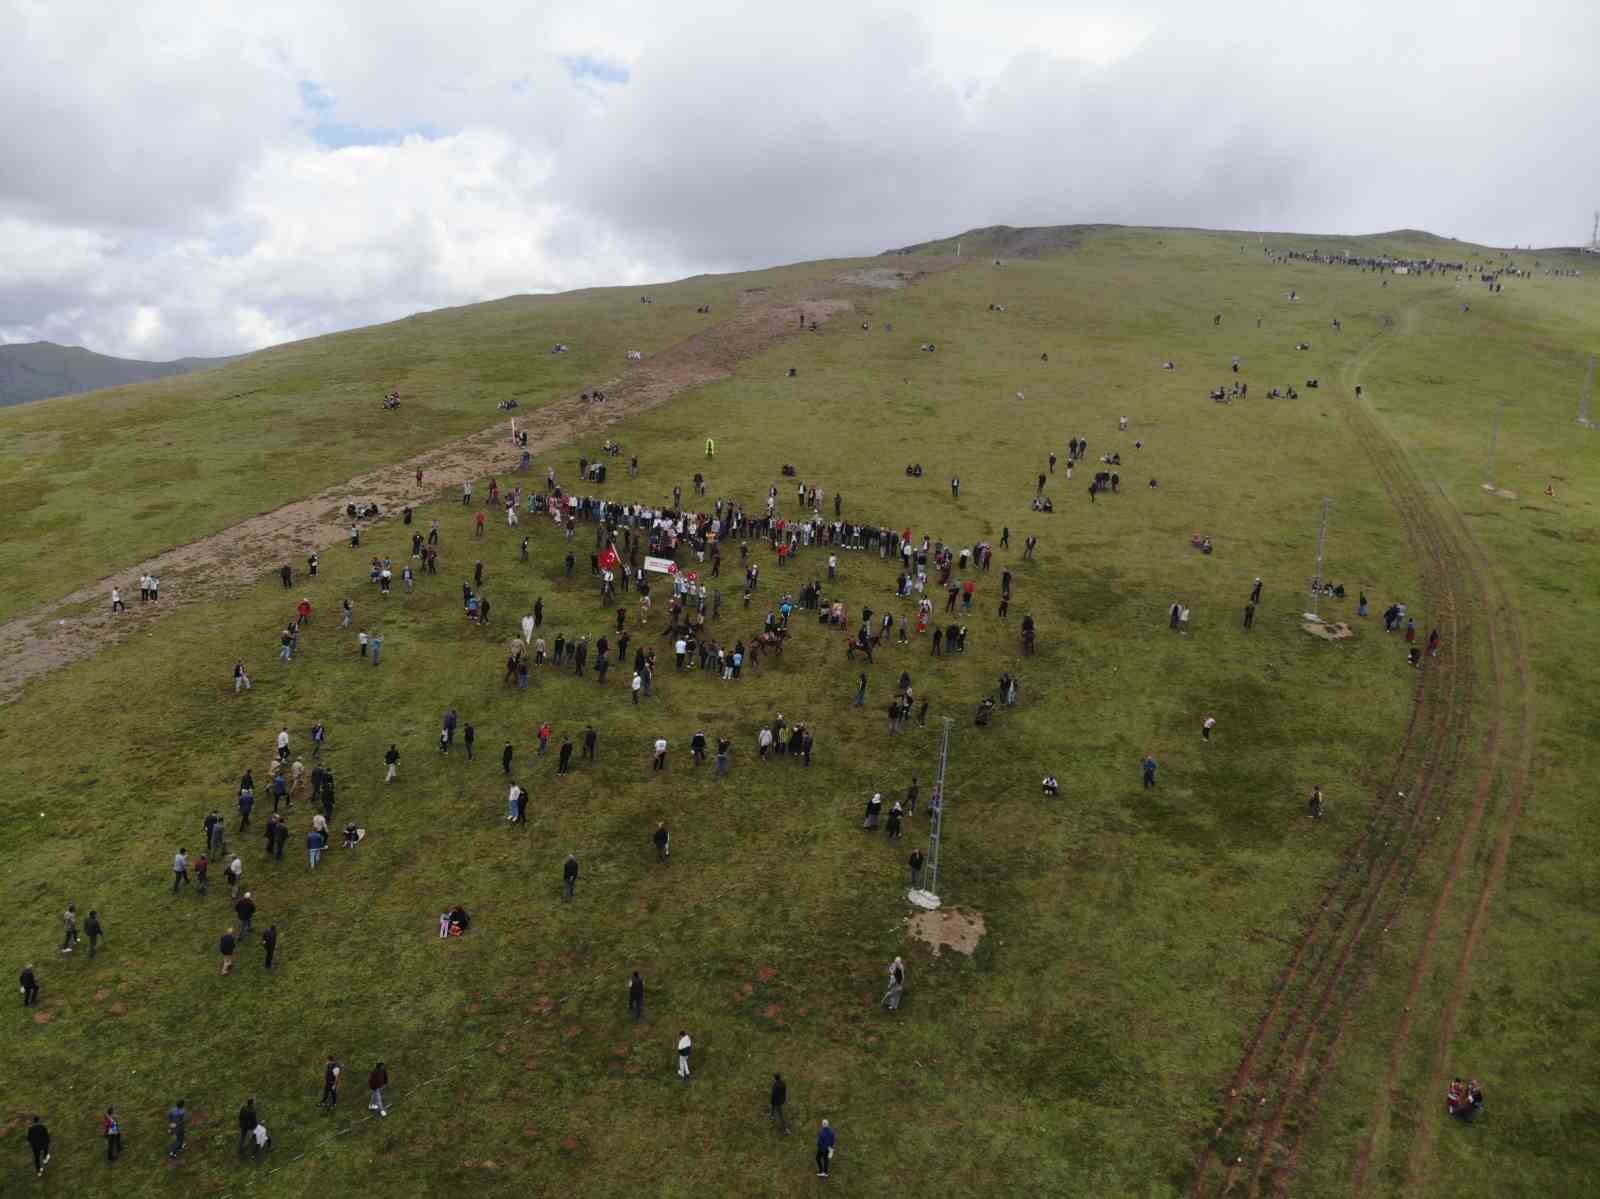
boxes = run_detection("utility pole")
[1483,398,1504,490]
[1309,497,1333,620]
[1579,354,1596,429]
[910,718,953,908]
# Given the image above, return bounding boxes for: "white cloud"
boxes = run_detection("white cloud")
[2,0,1597,358]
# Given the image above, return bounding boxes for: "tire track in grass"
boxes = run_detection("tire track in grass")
[1190,310,1481,1198]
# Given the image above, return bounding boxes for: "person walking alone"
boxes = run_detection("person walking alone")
[319,1057,342,1111]
[816,1118,836,1177]
[563,853,579,901]
[676,1030,692,1080]
[102,1107,121,1162]
[628,971,645,1021]
[368,1063,389,1117]
[26,1115,50,1176]
[770,1073,788,1133]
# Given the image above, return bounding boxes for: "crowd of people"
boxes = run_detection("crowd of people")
[35,276,1475,1186]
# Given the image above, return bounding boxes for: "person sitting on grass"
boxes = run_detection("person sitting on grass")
[447,906,471,936]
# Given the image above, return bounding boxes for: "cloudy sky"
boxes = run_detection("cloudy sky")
[3,1,1596,359]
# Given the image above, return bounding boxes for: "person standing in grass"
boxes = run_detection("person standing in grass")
[882,956,905,1009]
[909,848,925,889]
[234,660,252,693]
[172,847,190,893]
[238,1097,259,1156]
[167,1099,188,1158]
[319,1057,341,1111]
[628,971,645,1021]
[563,853,579,901]
[502,741,514,775]
[676,1030,692,1080]
[20,963,40,1006]
[1201,716,1217,741]
[653,737,669,771]
[558,736,574,775]
[26,1114,49,1176]
[654,821,670,862]
[583,725,598,761]
[1142,753,1158,789]
[103,1106,121,1162]
[385,744,400,783]
[308,826,326,868]
[262,924,278,969]
[370,631,383,665]
[60,904,78,953]
[85,909,103,958]
[769,1074,788,1133]
[815,1118,835,1177]
[368,1063,389,1117]
[220,927,237,975]
[715,736,731,776]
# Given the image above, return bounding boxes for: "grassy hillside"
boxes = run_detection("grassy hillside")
[0,260,847,622]
[0,341,235,409]
[0,227,1595,1198]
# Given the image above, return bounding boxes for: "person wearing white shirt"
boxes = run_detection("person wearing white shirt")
[676,1030,692,1079]
[507,783,522,821]
[652,738,669,771]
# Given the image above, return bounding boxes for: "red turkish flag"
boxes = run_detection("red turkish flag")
[599,544,620,572]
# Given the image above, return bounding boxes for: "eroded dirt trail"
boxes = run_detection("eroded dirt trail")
[0,291,854,700]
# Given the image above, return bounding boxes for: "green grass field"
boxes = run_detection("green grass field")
[1,227,1595,1198]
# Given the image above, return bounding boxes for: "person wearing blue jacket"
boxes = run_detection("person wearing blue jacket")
[815,1119,836,1177]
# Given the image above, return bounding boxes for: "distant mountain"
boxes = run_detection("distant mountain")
[0,341,236,407]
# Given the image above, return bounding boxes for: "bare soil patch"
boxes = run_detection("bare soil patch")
[0,292,853,701]
[836,267,915,290]
[908,908,986,956]
[1302,620,1354,641]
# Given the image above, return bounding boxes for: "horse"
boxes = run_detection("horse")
[749,629,787,665]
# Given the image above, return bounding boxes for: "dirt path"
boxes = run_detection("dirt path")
[1189,304,1533,1198]
[0,289,856,701]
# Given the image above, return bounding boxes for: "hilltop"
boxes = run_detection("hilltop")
[0,340,236,407]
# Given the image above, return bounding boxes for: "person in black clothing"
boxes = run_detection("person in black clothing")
[319,1057,341,1110]
[463,724,475,760]
[262,925,278,969]
[1250,577,1263,605]
[583,725,597,760]
[690,730,707,764]
[557,737,574,775]
[239,1098,259,1156]
[235,892,256,936]
[26,1115,49,1176]
[628,971,645,1020]
[272,819,289,861]
[502,742,514,774]
[654,821,670,862]
[770,1074,788,1133]
[909,848,925,889]
[563,853,579,900]
[86,910,104,958]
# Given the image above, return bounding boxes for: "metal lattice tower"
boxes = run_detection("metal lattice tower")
[1309,497,1333,620]
[915,718,955,905]
[1580,354,1596,428]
